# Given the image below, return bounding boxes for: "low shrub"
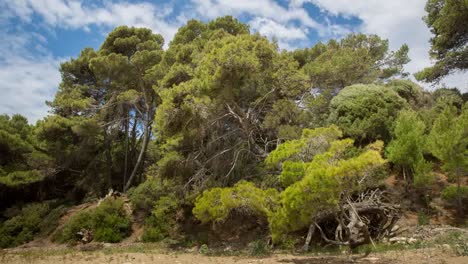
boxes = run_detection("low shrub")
[54,197,131,243]
[142,195,179,242]
[128,178,176,215]
[0,201,66,248]
[193,181,279,223]
[199,244,210,255]
[441,185,468,203]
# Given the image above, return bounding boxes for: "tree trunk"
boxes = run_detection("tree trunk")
[124,109,152,192]
[104,132,113,190]
[302,223,316,251]
[456,166,462,214]
[123,112,129,192]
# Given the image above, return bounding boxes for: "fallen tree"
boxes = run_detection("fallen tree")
[194,126,402,250]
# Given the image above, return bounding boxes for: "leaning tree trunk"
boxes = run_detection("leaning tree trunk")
[124,109,152,192]
[123,112,129,191]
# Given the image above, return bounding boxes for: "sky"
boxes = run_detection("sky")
[1,0,467,122]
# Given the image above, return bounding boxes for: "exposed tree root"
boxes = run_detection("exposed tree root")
[302,189,400,251]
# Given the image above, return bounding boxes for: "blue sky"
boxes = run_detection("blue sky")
[1,0,467,122]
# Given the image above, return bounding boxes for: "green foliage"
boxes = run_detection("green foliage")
[441,185,468,203]
[433,87,464,109]
[292,34,409,127]
[386,110,433,187]
[45,25,166,193]
[0,114,52,187]
[193,181,279,223]
[128,178,176,214]
[142,195,180,242]
[156,24,309,191]
[0,202,66,248]
[328,84,407,143]
[199,244,210,255]
[265,125,342,168]
[54,198,131,243]
[300,34,409,90]
[268,135,386,242]
[427,103,468,178]
[415,0,468,82]
[266,125,343,187]
[0,170,45,187]
[386,80,427,108]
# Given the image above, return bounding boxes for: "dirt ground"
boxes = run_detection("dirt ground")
[1,247,467,264]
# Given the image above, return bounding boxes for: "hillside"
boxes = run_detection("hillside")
[1,0,468,263]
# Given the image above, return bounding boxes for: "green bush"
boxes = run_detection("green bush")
[128,178,176,214]
[54,197,131,243]
[441,186,468,203]
[0,202,65,248]
[193,181,279,224]
[142,195,179,242]
[199,244,210,255]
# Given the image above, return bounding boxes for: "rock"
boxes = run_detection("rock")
[442,244,451,250]
[224,246,232,252]
[187,246,198,253]
[389,237,407,243]
[389,236,418,244]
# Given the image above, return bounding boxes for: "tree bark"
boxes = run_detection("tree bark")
[124,108,152,192]
[302,223,316,251]
[123,112,129,192]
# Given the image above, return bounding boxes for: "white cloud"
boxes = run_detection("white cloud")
[190,0,350,38]
[299,0,467,91]
[190,0,352,50]
[0,56,61,123]
[250,17,308,41]
[0,29,61,123]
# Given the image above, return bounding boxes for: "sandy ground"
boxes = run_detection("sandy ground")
[1,247,467,264]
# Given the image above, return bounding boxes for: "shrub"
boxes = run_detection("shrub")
[441,186,468,203]
[128,178,176,215]
[54,197,131,243]
[0,202,66,248]
[329,84,406,143]
[142,195,179,242]
[193,181,279,223]
[199,244,210,255]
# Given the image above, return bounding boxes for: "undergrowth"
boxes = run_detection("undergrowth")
[53,197,131,243]
[0,201,68,248]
